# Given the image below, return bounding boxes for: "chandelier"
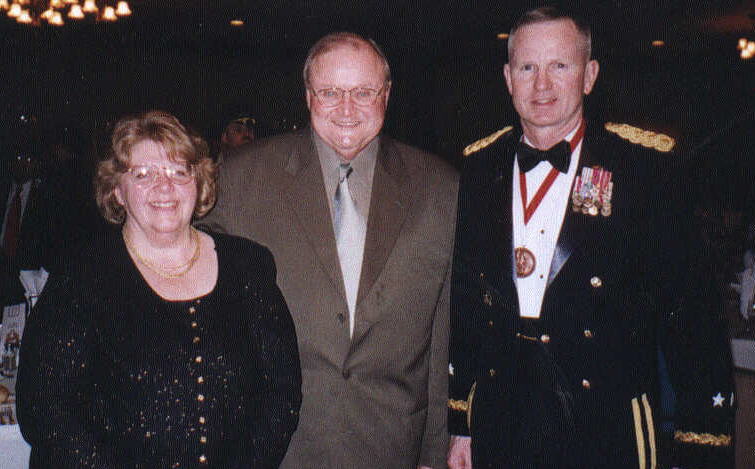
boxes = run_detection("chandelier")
[0,0,132,26]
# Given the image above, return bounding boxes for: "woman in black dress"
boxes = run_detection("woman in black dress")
[17,110,301,468]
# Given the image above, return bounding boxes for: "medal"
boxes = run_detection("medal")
[515,247,536,278]
[571,166,613,217]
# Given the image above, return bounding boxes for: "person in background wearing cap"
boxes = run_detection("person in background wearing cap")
[214,116,257,165]
[221,116,256,150]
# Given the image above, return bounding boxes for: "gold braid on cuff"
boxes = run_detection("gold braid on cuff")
[448,382,477,431]
[448,399,468,412]
[674,430,732,447]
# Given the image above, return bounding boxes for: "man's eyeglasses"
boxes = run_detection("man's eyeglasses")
[310,86,386,107]
[126,164,195,186]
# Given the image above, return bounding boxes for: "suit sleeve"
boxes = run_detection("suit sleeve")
[245,246,303,468]
[650,154,735,468]
[17,272,119,469]
[418,255,452,468]
[447,158,479,437]
[195,156,237,234]
[665,225,735,467]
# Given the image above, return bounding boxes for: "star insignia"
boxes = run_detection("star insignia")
[712,392,725,407]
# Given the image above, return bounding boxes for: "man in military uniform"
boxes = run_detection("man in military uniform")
[447,6,733,469]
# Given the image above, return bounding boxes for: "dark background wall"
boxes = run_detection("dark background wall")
[1,1,752,160]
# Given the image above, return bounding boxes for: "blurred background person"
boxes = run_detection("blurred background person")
[221,116,256,150]
[213,115,257,164]
[17,110,301,469]
[1,114,104,309]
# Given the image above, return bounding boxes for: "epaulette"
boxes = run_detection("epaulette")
[463,126,514,157]
[604,122,675,153]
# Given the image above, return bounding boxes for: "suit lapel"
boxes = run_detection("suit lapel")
[546,122,606,286]
[282,133,347,302]
[465,135,518,312]
[352,138,411,336]
[0,177,10,211]
[490,143,517,296]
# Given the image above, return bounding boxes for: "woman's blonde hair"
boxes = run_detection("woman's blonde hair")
[95,110,216,224]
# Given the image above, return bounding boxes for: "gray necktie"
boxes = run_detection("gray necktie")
[334,163,366,338]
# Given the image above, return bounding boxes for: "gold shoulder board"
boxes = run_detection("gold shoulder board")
[604,122,675,153]
[463,126,514,157]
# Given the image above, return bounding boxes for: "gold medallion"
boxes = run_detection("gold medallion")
[515,247,536,278]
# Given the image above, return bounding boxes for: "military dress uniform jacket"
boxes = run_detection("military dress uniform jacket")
[448,122,734,469]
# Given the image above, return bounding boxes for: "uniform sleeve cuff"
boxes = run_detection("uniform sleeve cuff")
[673,430,732,447]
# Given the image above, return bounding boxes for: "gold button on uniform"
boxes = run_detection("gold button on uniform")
[189,306,196,314]
[198,416,206,424]
[194,356,203,364]
[197,376,204,384]
[192,336,201,344]
[583,330,593,339]
[197,394,205,402]
[540,334,551,344]
[582,379,591,389]
[199,455,207,464]
[200,436,207,444]
[488,320,494,327]
[590,276,603,288]
[483,292,492,306]
[191,321,198,328]
[489,369,496,377]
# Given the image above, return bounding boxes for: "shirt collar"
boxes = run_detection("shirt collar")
[312,129,379,177]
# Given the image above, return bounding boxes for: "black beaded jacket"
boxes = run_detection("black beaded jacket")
[17,229,302,469]
[448,122,734,469]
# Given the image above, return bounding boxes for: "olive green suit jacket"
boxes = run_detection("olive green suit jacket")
[202,129,458,469]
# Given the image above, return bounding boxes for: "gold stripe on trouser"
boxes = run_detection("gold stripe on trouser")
[631,394,657,469]
[631,398,646,469]
[641,394,658,469]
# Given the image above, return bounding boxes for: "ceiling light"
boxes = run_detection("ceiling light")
[0,0,133,26]
[115,1,130,16]
[739,39,755,60]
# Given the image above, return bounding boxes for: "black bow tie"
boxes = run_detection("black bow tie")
[517,140,571,173]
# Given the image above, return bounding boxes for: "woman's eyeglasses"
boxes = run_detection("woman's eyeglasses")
[126,164,195,186]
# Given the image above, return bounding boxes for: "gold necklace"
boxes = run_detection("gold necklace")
[123,227,201,279]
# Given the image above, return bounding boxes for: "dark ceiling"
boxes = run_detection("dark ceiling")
[0,0,753,169]
[114,0,753,47]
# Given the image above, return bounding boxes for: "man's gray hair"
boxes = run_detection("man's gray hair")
[508,6,592,61]
[302,32,391,89]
